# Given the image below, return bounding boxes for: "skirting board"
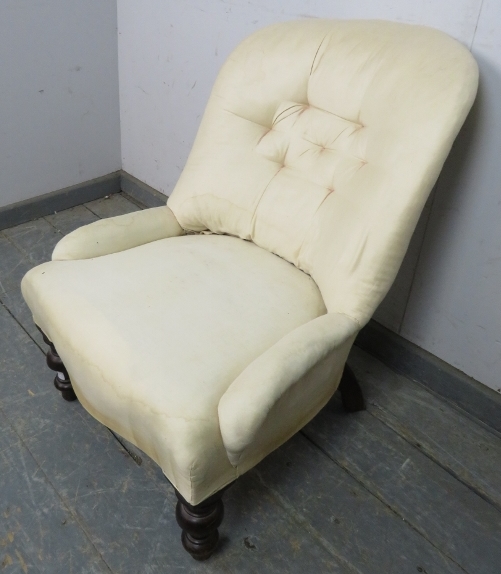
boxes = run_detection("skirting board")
[0,172,121,231]
[1,171,498,432]
[120,171,167,208]
[0,171,168,231]
[356,320,501,434]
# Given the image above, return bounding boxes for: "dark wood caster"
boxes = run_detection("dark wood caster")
[175,486,231,561]
[38,328,77,401]
[339,364,366,412]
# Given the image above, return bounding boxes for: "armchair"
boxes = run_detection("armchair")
[21,19,478,560]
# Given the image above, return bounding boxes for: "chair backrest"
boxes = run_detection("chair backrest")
[167,19,478,325]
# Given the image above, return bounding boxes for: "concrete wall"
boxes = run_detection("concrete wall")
[116,0,499,393]
[0,0,121,209]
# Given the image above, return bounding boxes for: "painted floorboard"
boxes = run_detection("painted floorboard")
[303,395,501,574]
[255,432,466,574]
[0,301,48,405]
[0,289,45,350]
[0,235,33,296]
[44,205,99,236]
[349,345,501,510]
[0,403,110,574]
[3,219,62,266]
[85,194,140,219]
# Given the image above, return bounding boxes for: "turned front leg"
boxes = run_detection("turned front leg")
[175,487,230,561]
[39,329,77,402]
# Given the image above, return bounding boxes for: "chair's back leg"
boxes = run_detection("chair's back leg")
[338,364,366,412]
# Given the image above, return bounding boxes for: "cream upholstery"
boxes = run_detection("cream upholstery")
[52,206,184,260]
[168,19,478,324]
[21,19,477,506]
[23,234,328,501]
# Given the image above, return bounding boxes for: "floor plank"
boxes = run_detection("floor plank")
[255,432,466,574]
[303,395,501,574]
[0,410,111,574]
[350,345,501,510]
[0,302,48,404]
[44,205,99,235]
[212,473,350,574]
[85,194,140,219]
[3,219,62,266]
[0,289,45,349]
[0,234,33,296]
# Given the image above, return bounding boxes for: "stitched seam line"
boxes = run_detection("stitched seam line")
[190,463,195,504]
[331,311,362,329]
[273,103,304,125]
[248,167,283,239]
[297,190,332,268]
[310,34,329,76]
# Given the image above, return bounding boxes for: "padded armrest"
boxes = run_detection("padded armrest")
[52,206,184,260]
[218,312,359,468]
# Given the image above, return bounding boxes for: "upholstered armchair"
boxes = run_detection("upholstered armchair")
[21,20,477,560]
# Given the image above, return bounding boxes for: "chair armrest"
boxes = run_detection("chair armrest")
[218,312,359,468]
[52,206,184,260]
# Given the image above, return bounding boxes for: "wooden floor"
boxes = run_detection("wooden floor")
[1,193,500,573]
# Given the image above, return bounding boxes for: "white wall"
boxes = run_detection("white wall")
[0,0,121,209]
[400,0,501,392]
[117,0,501,392]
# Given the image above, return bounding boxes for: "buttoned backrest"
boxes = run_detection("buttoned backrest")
[167,19,478,325]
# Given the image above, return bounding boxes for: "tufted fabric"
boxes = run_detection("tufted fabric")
[168,19,478,325]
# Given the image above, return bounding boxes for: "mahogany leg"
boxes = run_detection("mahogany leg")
[338,364,365,412]
[175,486,230,561]
[38,328,77,402]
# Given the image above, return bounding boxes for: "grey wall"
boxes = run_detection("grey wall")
[0,0,121,209]
[397,0,501,393]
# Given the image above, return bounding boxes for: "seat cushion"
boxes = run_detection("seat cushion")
[22,234,326,503]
